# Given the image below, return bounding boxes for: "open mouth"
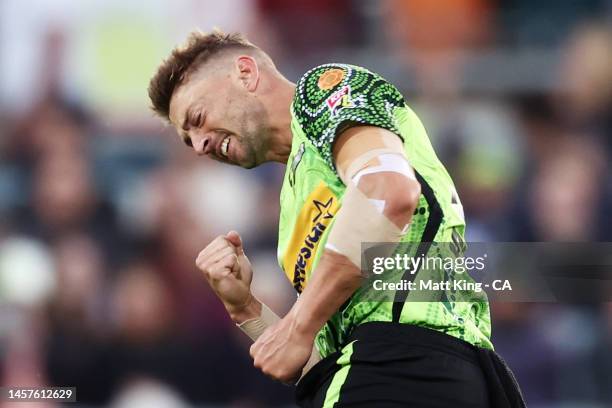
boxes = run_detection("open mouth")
[220,135,230,158]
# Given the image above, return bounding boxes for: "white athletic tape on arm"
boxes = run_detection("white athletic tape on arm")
[348,153,415,232]
[339,148,401,183]
[351,153,415,185]
[325,181,403,268]
[368,198,386,213]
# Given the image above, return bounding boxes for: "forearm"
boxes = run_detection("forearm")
[288,179,418,338]
[234,292,323,381]
[291,250,363,339]
[227,294,263,324]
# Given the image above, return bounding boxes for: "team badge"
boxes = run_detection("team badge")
[317,68,345,90]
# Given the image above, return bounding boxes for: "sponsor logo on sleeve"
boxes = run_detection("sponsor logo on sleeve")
[326,85,356,118]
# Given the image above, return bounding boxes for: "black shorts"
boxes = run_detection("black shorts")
[295,322,525,408]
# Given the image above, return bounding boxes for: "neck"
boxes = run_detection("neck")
[263,77,296,164]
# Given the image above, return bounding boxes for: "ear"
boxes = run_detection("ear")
[236,55,260,92]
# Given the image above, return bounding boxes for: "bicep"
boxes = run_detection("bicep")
[333,126,420,228]
[333,126,405,181]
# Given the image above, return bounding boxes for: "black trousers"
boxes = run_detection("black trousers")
[295,322,526,408]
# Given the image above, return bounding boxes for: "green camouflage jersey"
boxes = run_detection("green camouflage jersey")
[278,64,493,358]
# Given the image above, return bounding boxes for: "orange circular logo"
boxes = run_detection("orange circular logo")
[317,69,345,90]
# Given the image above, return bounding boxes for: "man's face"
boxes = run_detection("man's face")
[168,63,269,168]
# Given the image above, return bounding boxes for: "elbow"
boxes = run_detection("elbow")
[385,179,421,226]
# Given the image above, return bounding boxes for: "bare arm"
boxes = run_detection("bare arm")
[291,125,421,339]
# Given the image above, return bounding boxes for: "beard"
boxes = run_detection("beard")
[228,96,271,168]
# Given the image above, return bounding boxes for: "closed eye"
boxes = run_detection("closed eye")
[194,111,205,128]
[182,133,193,147]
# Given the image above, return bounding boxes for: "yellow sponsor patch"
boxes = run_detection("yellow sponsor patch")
[282,182,340,293]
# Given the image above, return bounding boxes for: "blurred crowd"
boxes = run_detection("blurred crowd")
[1,1,611,407]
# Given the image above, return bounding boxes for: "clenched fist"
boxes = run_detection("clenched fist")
[196,231,258,322]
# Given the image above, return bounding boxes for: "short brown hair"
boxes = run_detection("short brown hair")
[148,30,256,122]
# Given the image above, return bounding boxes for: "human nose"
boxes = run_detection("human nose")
[191,133,212,156]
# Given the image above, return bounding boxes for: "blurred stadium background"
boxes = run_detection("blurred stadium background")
[0,0,611,407]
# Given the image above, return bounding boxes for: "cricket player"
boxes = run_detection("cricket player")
[148,31,525,407]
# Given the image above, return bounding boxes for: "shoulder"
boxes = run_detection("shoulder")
[292,63,405,128]
[291,64,406,169]
[293,63,398,114]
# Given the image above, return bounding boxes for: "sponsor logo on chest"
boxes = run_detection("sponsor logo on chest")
[282,182,340,293]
